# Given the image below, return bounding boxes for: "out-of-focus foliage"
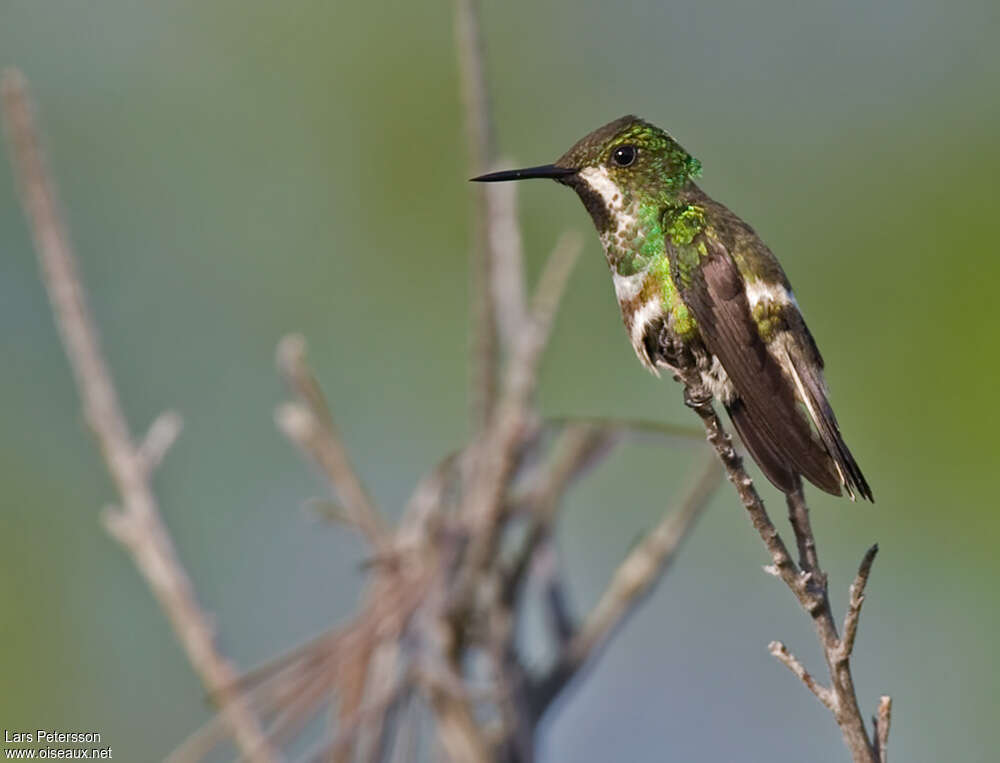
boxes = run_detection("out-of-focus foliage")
[1,1,997,760]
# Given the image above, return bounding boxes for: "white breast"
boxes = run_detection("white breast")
[612,271,645,301]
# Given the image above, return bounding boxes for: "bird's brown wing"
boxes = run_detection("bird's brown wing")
[668,231,843,496]
[776,309,874,501]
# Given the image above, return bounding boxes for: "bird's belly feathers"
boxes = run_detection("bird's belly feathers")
[612,270,736,403]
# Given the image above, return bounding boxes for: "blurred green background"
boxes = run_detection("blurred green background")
[1,1,998,760]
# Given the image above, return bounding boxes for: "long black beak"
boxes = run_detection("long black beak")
[470,164,577,182]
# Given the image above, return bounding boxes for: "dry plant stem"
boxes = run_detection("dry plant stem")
[1,69,277,763]
[353,641,402,762]
[420,680,490,763]
[874,696,892,763]
[843,544,878,659]
[166,716,233,763]
[138,409,184,474]
[275,334,389,552]
[537,541,575,649]
[458,232,583,589]
[786,482,822,575]
[322,576,430,763]
[681,383,798,585]
[544,415,705,443]
[259,669,336,751]
[296,665,410,763]
[768,641,834,709]
[273,337,441,763]
[454,0,499,430]
[442,221,580,758]
[570,454,721,663]
[530,454,722,713]
[680,371,885,763]
[389,694,419,763]
[484,180,528,347]
[330,637,374,763]
[502,424,619,605]
[492,425,618,762]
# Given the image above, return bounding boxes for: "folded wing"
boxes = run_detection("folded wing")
[669,231,871,500]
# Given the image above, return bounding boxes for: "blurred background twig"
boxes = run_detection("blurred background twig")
[1,69,278,763]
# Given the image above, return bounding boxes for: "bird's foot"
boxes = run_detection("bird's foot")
[683,384,712,411]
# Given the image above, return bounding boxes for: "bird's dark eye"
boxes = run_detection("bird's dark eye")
[611,145,637,167]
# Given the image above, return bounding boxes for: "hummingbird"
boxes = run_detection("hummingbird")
[472,115,872,501]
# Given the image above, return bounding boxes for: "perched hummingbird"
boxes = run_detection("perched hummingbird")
[473,116,872,501]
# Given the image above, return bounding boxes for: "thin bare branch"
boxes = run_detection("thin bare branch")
[786,481,822,575]
[166,713,233,763]
[398,450,460,550]
[531,454,722,713]
[842,544,879,659]
[874,695,892,763]
[1,68,276,762]
[293,657,409,763]
[418,673,491,763]
[568,455,720,663]
[453,0,494,178]
[258,669,336,755]
[454,0,499,430]
[678,372,883,763]
[457,232,583,590]
[389,692,421,763]
[485,179,528,348]
[768,641,835,710]
[276,334,389,552]
[328,634,375,763]
[502,423,619,605]
[543,415,706,443]
[137,409,184,475]
[680,383,800,589]
[352,640,403,763]
[525,232,584,337]
[536,541,574,649]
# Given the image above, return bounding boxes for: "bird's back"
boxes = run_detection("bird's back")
[669,187,872,501]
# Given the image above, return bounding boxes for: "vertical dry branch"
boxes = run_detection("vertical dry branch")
[1,70,277,763]
[874,696,892,763]
[272,336,403,763]
[457,232,583,589]
[501,423,622,605]
[454,0,500,431]
[484,180,528,349]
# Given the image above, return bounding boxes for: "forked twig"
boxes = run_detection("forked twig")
[1,68,277,763]
[530,454,722,713]
[842,544,879,659]
[681,371,889,763]
[275,334,388,551]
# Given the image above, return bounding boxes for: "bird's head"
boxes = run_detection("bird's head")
[472,115,701,234]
